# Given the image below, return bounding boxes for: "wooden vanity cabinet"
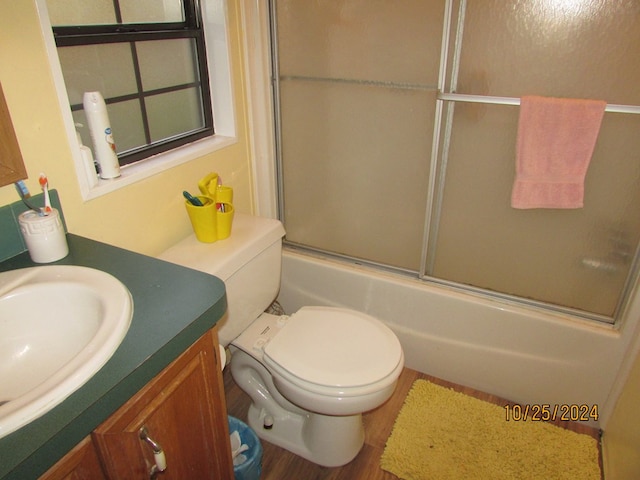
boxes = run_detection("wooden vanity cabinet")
[42,328,234,479]
[39,436,106,480]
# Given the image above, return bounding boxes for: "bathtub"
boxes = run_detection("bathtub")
[277,248,639,427]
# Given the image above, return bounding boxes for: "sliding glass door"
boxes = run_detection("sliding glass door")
[271,0,640,322]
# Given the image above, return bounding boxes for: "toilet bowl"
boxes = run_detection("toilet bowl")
[158,213,404,467]
[230,306,404,466]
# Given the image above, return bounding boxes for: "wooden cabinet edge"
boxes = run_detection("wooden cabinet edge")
[0,82,27,187]
[39,436,105,480]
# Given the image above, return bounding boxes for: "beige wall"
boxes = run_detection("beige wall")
[0,0,254,256]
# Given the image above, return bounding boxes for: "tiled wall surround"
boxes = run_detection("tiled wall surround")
[0,190,65,262]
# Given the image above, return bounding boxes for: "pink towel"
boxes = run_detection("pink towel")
[511,96,606,209]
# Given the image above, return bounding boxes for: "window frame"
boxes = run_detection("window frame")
[36,0,236,200]
[51,0,214,167]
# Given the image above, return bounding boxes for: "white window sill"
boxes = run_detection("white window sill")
[79,134,237,201]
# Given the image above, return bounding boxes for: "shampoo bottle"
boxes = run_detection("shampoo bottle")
[83,91,121,179]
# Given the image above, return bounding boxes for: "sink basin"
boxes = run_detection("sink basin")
[0,265,133,439]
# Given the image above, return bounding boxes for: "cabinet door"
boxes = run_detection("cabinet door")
[93,329,234,479]
[39,436,106,480]
[0,81,27,187]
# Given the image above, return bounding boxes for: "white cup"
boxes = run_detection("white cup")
[18,208,69,263]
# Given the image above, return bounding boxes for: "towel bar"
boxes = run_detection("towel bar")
[438,92,640,115]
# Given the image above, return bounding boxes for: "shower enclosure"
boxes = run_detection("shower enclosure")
[270,0,640,323]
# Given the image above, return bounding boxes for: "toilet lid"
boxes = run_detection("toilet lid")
[263,306,402,389]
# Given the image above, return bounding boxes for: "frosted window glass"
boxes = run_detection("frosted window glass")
[280,80,434,270]
[108,100,147,152]
[73,100,145,153]
[47,0,185,25]
[146,88,203,142]
[120,0,185,23]
[57,44,137,105]
[47,0,116,26]
[137,39,198,91]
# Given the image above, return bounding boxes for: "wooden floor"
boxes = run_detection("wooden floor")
[223,366,602,480]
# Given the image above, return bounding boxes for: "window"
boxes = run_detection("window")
[38,0,235,199]
[48,0,213,166]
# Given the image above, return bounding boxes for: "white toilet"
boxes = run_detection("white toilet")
[159,213,404,467]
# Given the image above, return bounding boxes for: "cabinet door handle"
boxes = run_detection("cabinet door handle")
[139,426,167,477]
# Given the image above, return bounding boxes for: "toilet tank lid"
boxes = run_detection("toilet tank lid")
[157,213,285,280]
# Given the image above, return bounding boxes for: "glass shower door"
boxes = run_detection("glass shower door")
[271,0,640,322]
[430,0,640,319]
[274,0,446,270]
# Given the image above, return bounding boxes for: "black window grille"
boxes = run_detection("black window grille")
[52,0,213,166]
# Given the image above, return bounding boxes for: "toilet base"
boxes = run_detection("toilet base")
[246,402,364,467]
[230,344,366,467]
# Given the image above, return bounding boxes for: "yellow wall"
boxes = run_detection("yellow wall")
[0,0,254,256]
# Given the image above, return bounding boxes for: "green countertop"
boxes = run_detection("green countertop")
[0,234,227,479]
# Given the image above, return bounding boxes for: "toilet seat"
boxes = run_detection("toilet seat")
[262,306,403,397]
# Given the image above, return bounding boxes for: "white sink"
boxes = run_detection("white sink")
[0,265,133,439]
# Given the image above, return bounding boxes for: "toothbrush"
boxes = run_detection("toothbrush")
[216,175,225,213]
[39,173,52,215]
[183,190,204,206]
[14,180,44,215]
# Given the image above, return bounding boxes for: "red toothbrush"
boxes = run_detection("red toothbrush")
[39,173,52,214]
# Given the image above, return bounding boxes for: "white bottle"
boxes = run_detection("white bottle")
[76,130,98,187]
[83,91,121,179]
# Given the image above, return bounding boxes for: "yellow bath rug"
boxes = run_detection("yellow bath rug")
[380,380,600,480]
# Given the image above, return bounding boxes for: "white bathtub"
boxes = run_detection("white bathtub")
[277,248,640,427]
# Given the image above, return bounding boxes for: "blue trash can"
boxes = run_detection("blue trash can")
[228,416,263,480]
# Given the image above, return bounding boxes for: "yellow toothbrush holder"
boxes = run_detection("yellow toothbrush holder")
[198,172,219,197]
[216,203,234,240]
[198,172,233,204]
[185,196,218,243]
[215,185,233,204]
[191,172,235,242]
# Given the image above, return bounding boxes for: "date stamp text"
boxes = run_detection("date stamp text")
[504,403,598,422]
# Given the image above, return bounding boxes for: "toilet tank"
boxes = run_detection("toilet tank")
[158,213,286,346]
